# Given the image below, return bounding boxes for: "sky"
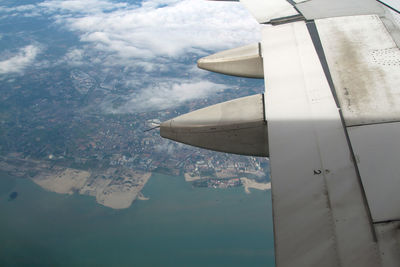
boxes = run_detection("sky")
[0,0,262,112]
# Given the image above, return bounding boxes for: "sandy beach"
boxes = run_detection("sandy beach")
[97,172,151,209]
[184,173,202,182]
[137,192,150,201]
[240,177,271,194]
[32,167,90,195]
[31,165,152,209]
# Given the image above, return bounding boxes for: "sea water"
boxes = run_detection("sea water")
[0,172,275,266]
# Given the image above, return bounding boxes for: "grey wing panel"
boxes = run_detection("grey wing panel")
[315,14,400,127]
[315,11,400,223]
[295,0,384,20]
[261,21,380,267]
[305,6,400,266]
[347,123,400,221]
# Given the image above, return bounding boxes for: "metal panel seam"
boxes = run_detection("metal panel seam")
[374,219,400,224]
[298,28,342,266]
[262,93,266,122]
[377,0,400,14]
[313,18,379,242]
[347,120,400,128]
[305,20,339,108]
[340,109,378,242]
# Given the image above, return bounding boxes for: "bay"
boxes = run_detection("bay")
[0,172,274,266]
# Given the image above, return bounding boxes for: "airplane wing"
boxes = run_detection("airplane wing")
[160,0,400,266]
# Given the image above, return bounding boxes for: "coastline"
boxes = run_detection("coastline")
[240,177,271,194]
[184,173,202,182]
[4,155,270,209]
[31,166,152,209]
[137,192,150,200]
[32,167,91,195]
[96,172,151,209]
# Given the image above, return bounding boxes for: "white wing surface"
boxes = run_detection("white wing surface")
[262,20,381,267]
[254,1,400,266]
[160,0,400,266]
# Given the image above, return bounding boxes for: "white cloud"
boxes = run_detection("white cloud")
[39,0,260,112]
[63,48,85,66]
[0,4,37,13]
[0,0,261,111]
[39,0,128,14]
[3,0,260,61]
[154,141,180,155]
[45,0,260,61]
[0,4,41,17]
[113,80,228,113]
[0,45,40,74]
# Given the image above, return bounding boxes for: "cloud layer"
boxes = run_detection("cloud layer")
[0,45,40,74]
[43,0,260,65]
[0,0,262,111]
[115,80,228,112]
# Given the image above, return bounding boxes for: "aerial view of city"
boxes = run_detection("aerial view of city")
[0,0,274,266]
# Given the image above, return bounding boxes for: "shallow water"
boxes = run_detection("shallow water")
[0,172,274,266]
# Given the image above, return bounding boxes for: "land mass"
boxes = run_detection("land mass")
[0,156,151,209]
[1,154,270,209]
[240,177,271,193]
